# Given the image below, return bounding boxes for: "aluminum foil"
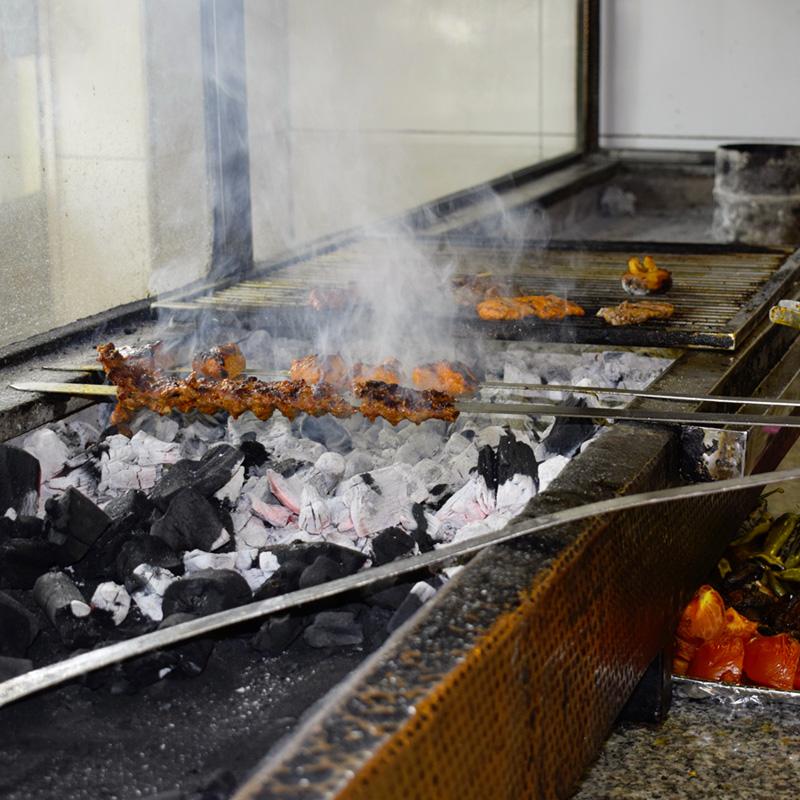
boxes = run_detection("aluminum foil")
[674,675,800,707]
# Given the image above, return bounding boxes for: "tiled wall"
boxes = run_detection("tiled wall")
[247,0,580,258]
[600,0,800,150]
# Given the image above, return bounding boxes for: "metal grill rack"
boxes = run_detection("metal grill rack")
[155,238,799,350]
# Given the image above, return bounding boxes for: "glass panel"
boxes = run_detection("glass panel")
[0,0,212,351]
[245,0,581,261]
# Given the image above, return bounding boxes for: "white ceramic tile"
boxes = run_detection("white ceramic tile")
[144,0,206,158]
[46,0,148,160]
[601,0,800,149]
[148,149,213,294]
[541,0,579,135]
[287,0,542,134]
[48,157,152,324]
[287,130,544,242]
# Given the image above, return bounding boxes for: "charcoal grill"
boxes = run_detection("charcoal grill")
[155,238,800,351]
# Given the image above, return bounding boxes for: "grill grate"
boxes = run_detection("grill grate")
[155,238,799,350]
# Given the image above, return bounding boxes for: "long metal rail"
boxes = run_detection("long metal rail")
[10,381,800,429]
[2,466,800,709]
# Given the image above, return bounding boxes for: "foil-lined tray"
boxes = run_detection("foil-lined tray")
[674,675,800,706]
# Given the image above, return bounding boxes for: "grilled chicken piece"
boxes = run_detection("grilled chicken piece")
[621,256,673,296]
[451,273,516,306]
[289,354,349,389]
[191,343,246,379]
[353,380,458,425]
[477,294,585,321]
[596,300,675,326]
[411,361,478,396]
[351,359,404,387]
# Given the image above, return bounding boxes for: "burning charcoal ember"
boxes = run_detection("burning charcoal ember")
[130,564,177,622]
[303,611,363,648]
[396,427,444,464]
[496,474,536,512]
[449,440,480,482]
[151,488,230,552]
[22,428,70,483]
[214,465,245,505]
[435,475,494,531]
[267,469,303,514]
[537,455,571,492]
[0,590,40,656]
[130,411,180,443]
[0,655,33,680]
[343,451,376,480]
[337,465,428,536]
[161,568,251,618]
[91,581,131,626]
[310,451,346,491]
[45,487,111,564]
[0,537,61,588]
[116,535,181,583]
[298,485,331,534]
[47,465,99,496]
[251,613,305,656]
[150,444,244,510]
[33,571,99,647]
[0,444,40,517]
[235,516,272,550]
[370,527,415,566]
[387,581,437,633]
[249,496,293,528]
[298,414,352,454]
[98,432,182,495]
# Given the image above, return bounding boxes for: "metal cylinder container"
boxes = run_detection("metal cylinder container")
[713,143,800,246]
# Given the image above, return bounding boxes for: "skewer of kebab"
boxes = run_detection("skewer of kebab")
[97,343,458,427]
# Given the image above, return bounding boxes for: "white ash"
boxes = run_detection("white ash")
[91,582,131,626]
[97,431,181,497]
[130,564,176,622]
[23,428,70,482]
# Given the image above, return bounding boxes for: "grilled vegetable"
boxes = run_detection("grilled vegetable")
[621,256,673,296]
[762,513,799,562]
[743,633,800,691]
[688,636,745,684]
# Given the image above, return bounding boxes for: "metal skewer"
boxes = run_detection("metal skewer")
[10,382,800,429]
[481,379,800,409]
[2,464,800,709]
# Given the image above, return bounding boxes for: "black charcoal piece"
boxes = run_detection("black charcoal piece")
[271,457,307,477]
[0,538,61,588]
[251,613,305,656]
[0,590,40,656]
[0,655,33,681]
[150,488,228,553]
[0,444,40,516]
[387,585,435,633]
[298,415,352,454]
[116,535,181,583]
[477,444,498,492]
[45,487,111,565]
[364,581,415,610]
[161,568,251,618]
[150,444,244,510]
[103,489,154,532]
[496,431,538,487]
[252,560,305,600]
[159,613,214,677]
[240,440,268,473]
[33,571,99,647]
[8,516,44,539]
[301,543,366,575]
[544,397,596,457]
[297,555,350,589]
[371,527,415,566]
[303,611,363,648]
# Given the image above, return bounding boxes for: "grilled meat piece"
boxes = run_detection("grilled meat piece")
[476,294,585,321]
[596,300,675,326]
[411,361,478,396]
[290,354,349,389]
[98,343,353,425]
[351,359,404,387]
[308,287,354,311]
[621,256,672,296]
[451,273,516,306]
[191,343,246,379]
[353,380,458,425]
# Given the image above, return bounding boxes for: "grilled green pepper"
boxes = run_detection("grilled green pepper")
[762,513,800,561]
[731,515,773,547]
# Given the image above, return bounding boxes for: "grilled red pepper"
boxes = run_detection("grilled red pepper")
[677,585,726,645]
[688,636,745,684]
[743,633,800,690]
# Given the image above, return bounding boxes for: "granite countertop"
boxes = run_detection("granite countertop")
[573,685,800,799]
